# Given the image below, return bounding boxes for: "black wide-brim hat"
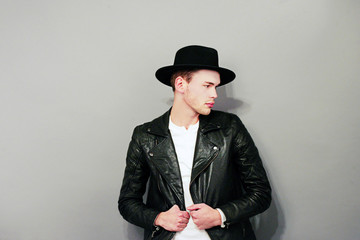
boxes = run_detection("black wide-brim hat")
[155,45,236,86]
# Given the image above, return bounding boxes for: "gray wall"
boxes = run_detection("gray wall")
[1,1,359,239]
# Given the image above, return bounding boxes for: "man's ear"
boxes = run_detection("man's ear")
[174,76,187,93]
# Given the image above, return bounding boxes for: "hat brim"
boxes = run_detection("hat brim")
[155,64,236,87]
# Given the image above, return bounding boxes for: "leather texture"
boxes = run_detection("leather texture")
[118,109,271,240]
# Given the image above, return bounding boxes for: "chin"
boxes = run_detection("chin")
[198,109,211,116]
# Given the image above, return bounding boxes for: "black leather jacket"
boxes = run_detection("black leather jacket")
[118,109,271,240]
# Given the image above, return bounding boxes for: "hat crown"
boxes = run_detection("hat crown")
[174,45,219,67]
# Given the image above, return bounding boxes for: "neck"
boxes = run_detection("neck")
[170,97,199,130]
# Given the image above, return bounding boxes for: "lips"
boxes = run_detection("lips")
[206,102,214,108]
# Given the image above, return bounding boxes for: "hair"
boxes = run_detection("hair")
[170,68,199,91]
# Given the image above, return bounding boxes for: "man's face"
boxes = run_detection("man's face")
[183,69,220,116]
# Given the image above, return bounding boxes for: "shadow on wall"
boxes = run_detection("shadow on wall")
[252,190,285,240]
[125,223,143,240]
[123,85,285,239]
[213,86,246,113]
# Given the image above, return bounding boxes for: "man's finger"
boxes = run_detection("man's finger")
[180,211,190,218]
[179,218,189,224]
[187,204,203,211]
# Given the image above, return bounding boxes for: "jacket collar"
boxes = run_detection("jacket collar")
[147,108,222,136]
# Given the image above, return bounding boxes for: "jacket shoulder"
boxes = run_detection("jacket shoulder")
[131,110,170,138]
[207,110,244,128]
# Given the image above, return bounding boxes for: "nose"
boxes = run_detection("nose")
[211,87,218,99]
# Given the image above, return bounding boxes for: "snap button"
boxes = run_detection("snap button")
[149,152,154,157]
[213,146,218,150]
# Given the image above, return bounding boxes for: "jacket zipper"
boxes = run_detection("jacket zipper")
[190,149,219,187]
[150,226,160,239]
[149,228,175,240]
[189,147,219,240]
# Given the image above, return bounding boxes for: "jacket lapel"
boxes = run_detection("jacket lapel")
[149,136,184,203]
[190,114,222,185]
[146,109,185,207]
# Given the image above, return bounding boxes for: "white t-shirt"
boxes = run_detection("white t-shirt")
[169,118,211,240]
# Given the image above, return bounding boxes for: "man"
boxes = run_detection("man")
[118,45,271,240]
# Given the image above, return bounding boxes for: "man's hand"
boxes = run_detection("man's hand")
[154,205,190,232]
[187,203,222,230]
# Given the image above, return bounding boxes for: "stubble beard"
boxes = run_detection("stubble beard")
[184,88,212,116]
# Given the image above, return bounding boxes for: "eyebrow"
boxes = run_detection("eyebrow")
[205,81,220,87]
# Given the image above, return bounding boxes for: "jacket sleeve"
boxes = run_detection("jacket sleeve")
[118,126,160,230]
[219,115,271,225]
